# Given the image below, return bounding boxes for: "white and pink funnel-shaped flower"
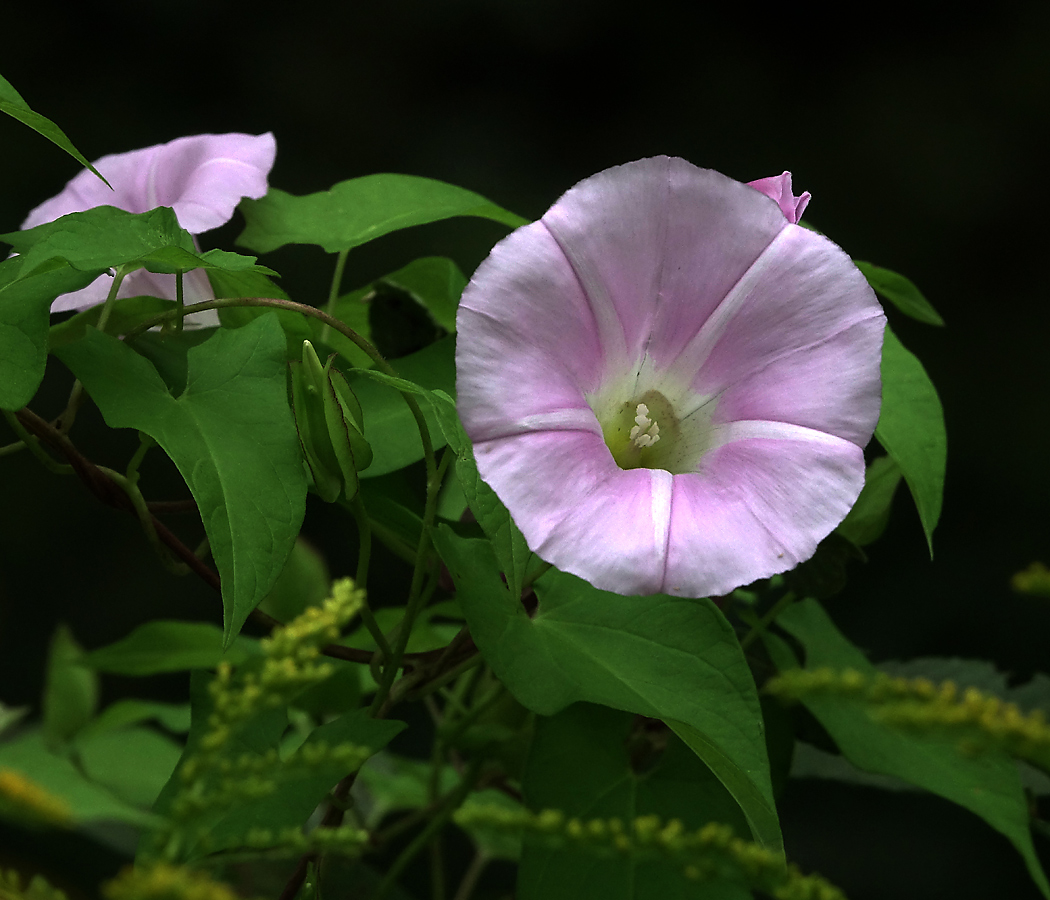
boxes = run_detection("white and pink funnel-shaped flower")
[455,157,885,598]
[21,132,276,314]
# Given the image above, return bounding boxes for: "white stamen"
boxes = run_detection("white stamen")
[628,402,660,449]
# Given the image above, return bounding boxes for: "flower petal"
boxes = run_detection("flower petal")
[639,162,790,373]
[474,430,617,548]
[22,132,276,234]
[538,466,673,596]
[710,317,885,444]
[674,226,883,413]
[456,221,605,442]
[541,157,787,378]
[474,429,673,595]
[664,432,864,596]
[22,133,275,316]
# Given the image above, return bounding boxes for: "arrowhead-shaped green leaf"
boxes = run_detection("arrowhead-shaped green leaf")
[520,704,752,900]
[875,327,947,555]
[436,528,782,854]
[0,73,109,185]
[55,315,307,641]
[0,255,100,409]
[856,261,943,326]
[237,175,527,254]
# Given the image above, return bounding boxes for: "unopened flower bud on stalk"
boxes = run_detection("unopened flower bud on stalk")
[289,340,372,502]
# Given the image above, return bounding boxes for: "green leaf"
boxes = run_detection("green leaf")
[347,335,457,477]
[257,537,332,623]
[767,598,1049,898]
[456,449,531,601]
[0,731,158,827]
[354,752,458,830]
[75,726,183,808]
[0,255,99,410]
[237,176,528,255]
[0,703,29,738]
[379,256,467,333]
[435,528,782,854]
[55,315,308,641]
[78,700,191,739]
[1,206,276,282]
[875,327,946,555]
[0,73,108,185]
[1,206,190,273]
[836,455,902,547]
[855,261,944,326]
[42,625,97,746]
[519,704,751,900]
[83,621,258,676]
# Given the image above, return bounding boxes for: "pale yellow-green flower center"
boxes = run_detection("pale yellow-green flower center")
[592,380,719,475]
[601,390,679,471]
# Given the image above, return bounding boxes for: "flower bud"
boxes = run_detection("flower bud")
[290,340,372,501]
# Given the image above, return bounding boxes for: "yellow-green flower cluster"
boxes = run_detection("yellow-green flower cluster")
[1012,562,1050,598]
[154,580,371,858]
[103,863,243,900]
[0,868,67,900]
[173,740,372,823]
[454,807,845,900]
[0,768,71,828]
[765,667,1050,771]
[195,578,365,759]
[240,822,369,856]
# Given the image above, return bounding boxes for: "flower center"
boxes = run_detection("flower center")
[600,389,680,471]
[592,383,719,475]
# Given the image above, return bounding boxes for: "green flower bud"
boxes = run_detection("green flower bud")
[290,340,373,502]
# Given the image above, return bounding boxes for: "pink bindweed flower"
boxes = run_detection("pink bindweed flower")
[455,157,885,598]
[21,132,277,315]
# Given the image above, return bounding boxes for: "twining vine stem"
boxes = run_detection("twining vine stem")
[12,405,479,678]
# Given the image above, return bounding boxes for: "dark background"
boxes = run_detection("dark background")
[1,2,1049,898]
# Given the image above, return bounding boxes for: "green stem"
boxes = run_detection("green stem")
[173,270,185,335]
[2,410,72,474]
[739,591,797,651]
[522,559,552,591]
[0,439,27,458]
[99,465,188,574]
[347,494,392,664]
[126,432,155,483]
[441,679,505,746]
[320,248,350,345]
[94,264,128,334]
[451,850,490,900]
[59,266,128,433]
[370,448,452,715]
[366,516,418,566]
[404,652,482,704]
[373,760,484,900]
